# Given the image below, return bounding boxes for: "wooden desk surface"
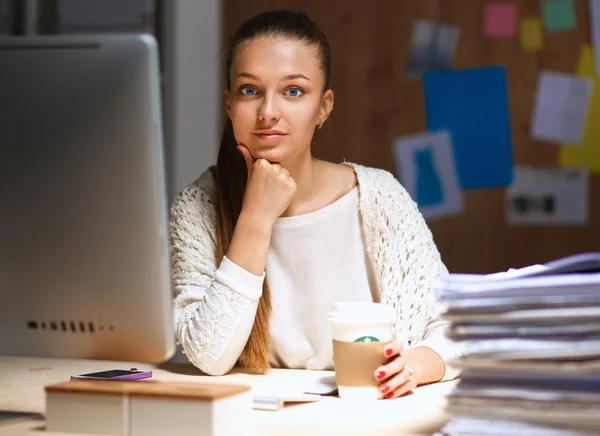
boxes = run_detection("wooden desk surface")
[0,355,457,436]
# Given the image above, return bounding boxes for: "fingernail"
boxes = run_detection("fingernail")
[385,348,393,356]
[385,392,394,399]
[375,371,386,380]
[380,385,390,394]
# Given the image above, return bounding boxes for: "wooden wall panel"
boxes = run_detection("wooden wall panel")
[222,0,600,273]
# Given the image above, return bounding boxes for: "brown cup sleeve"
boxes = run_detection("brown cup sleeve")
[332,339,391,388]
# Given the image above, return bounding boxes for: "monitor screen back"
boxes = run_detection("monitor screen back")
[0,34,175,363]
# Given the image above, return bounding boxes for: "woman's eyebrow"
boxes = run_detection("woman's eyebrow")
[281,73,310,81]
[235,72,310,81]
[236,72,260,80]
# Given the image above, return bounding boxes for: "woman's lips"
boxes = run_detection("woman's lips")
[253,132,288,142]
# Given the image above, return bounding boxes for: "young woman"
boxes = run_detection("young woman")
[170,9,462,399]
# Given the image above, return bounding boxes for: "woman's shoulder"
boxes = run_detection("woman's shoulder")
[342,162,424,227]
[170,167,218,218]
[342,162,407,198]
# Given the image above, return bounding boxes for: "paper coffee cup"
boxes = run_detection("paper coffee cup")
[328,302,395,400]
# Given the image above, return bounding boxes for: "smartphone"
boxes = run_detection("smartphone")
[70,369,152,381]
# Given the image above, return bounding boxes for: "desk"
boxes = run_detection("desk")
[0,355,457,436]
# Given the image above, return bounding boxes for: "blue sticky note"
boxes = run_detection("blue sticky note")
[423,66,513,189]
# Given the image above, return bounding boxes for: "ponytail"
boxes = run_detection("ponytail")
[214,118,272,374]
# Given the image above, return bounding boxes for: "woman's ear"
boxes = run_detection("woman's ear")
[319,89,334,124]
[224,89,232,119]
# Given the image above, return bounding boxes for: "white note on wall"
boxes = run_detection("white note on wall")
[406,19,461,77]
[530,71,593,145]
[506,166,589,225]
[58,0,155,32]
[392,130,463,221]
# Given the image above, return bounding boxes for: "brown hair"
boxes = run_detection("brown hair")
[213,10,332,374]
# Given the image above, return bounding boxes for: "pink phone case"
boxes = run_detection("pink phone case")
[70,370,153,381]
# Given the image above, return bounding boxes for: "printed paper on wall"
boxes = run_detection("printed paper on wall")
[506,166,589,225]
[392,130,463,221]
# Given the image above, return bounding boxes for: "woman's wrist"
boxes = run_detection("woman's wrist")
[403,348,430,386]
[226,211,274,277]
[405,346,445,386]
[414,348,433,385]
[237,210,274,236]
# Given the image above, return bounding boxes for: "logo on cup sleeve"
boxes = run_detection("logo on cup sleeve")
[354,336,380,343]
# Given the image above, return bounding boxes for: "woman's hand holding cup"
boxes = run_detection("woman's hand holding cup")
[374,341,420,399]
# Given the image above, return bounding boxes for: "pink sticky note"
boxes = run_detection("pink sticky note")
[484,3,518,37]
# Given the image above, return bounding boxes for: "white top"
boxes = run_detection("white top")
[267,187,378,371]
[170,163,464,379]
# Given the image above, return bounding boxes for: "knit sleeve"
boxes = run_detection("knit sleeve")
[379,172,464,381]
[169,175,263,375]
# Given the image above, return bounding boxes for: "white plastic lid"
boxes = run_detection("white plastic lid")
[327,301,395,323]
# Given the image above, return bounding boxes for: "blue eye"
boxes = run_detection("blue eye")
[285,87,304,97]
[239,86,257,96]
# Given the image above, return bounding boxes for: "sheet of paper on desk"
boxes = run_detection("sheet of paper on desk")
[392,130,463,221]
[506,166,589,225]
[457,357,600,374]
[251,373,337,410]
[453,384,600,403]
[440,252,600,287]
[531,71,593,145]
[438,416,600,436]
[444,295,600,314]
[459,337,600,359]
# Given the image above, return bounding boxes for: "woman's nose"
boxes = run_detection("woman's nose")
[257,95,281,121]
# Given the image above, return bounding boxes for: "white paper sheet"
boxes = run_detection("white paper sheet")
[392,130,463,221]
[439,416,598,436]
[250,373,336,409]
[406,20,460,77]
[506,166,589,225]
[58,0,154,32]
[531,71,593,144]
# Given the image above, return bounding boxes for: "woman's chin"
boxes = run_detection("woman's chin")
[251,147,287,163]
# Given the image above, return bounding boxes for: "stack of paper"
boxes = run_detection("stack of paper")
[435,253,600,435]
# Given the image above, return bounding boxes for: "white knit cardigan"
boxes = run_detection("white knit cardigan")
[169,162,463,379]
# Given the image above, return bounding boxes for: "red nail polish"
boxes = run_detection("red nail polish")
[385,348,393,356]
[375,371,386,380]
[385,392,394,399]
[380,385,390,393]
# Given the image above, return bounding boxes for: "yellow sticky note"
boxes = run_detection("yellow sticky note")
[520,18,543,52]
[558,44,600,173]
[575,44,595,78]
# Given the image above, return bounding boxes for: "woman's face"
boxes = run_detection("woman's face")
[225,36,333,164]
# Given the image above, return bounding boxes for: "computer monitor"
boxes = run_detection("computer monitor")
[0,34,175,363]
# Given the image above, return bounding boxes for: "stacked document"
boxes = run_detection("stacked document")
[434,253,600,435]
